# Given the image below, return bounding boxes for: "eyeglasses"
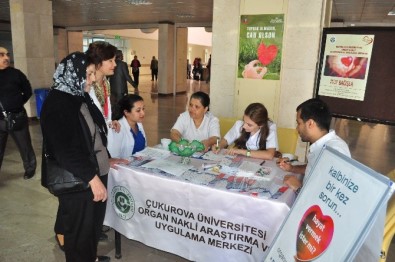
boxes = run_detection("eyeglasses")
[0,52,10,57]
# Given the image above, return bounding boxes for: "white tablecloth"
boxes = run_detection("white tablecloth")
[103,161,297,262]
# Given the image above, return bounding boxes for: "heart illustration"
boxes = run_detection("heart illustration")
[340,56,353,67]
[257,43,278,66]
[296,205,334,261]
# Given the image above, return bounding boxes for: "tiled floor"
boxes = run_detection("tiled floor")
[0,75,394,261]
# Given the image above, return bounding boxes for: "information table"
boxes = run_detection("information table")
[104,151,296,261]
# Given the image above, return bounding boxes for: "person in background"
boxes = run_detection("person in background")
[278,98,351,194]
[187,59,191,79]
[206,54,211,83]
[212,103,278,160]
[170,91,220,151]
[0,46,36,179]
[40,52,128,262]
[130,55,141,87]
[109,50,137,119]
[107,94,146,158]
[150,56,158,81]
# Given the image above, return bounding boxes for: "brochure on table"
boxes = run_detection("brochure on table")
[266,146,393,262]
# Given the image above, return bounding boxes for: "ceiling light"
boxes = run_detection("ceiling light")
[388,11,395,16]
[125,0,152,5]
[176,14,194,18]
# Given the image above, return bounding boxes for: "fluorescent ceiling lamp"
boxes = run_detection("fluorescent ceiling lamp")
[125,0,152,5]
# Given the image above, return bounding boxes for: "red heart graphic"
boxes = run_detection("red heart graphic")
[340,56,353,67]
[296,205,334,261]
[257,43,278,66]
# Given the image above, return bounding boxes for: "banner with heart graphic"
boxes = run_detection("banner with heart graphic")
[238,14,284,80]
[265,146,392,261]
[296,205,334,261]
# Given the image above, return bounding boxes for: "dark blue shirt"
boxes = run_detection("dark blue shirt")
[131,125,146,154]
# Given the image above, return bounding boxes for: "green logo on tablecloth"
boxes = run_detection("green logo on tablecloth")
[111,186,135,220]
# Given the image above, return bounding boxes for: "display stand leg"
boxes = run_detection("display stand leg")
[115,230,122,259]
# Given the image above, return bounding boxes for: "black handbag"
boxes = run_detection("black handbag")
[42,127,98,196]
[44,155,90,196]
[0,101,27,131]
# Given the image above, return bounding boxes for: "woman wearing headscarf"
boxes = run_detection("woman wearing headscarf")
[40,52,127,262]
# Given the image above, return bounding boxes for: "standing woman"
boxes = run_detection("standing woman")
[130,55,141,87]
[40,52,127,262]
[212,103,278,160]
[170,91,220,151]
[107,94,147,158]
[86,41,117,125]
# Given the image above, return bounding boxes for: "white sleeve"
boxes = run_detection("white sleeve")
[266,122,279,150]
[208,116,220,138]
[107,129,121,158]
[224,121,242,146]
[171,112,187,135]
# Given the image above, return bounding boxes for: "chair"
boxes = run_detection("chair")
[380,170,395,261]
[219,117,238,138]
[277,127,299,154]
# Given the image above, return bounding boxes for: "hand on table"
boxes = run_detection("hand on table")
[283,175,302,192]
[211,144,221,154]
[89,175,107,202]
[226,147,242,156]
[109,158,130,169]
[277,157,293,172]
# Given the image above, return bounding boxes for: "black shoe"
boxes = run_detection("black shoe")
[102,225,111,233]
[99,232,108,241]
[96,256,111,262]
[24,171,35,180]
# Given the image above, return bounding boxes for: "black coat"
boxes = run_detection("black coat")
[40,89,100,185]
[109,59,135,103]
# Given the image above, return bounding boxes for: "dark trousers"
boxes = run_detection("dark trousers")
[151,69,158,81]
[132,71,139,86]
[0,117,36,174]
[57,175,108,262]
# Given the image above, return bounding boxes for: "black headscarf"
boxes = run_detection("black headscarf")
[52,52,108,146]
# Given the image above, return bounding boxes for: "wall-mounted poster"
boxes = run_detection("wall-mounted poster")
[238,14,284,80]
[318,34,374,101]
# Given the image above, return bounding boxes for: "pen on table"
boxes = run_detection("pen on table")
[259,160,266,166]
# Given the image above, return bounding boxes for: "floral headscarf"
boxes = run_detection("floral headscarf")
[52,52,88,96]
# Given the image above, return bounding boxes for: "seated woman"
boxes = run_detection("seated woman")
[212,103,278,160]
[107,94,147,158]
[170,91,220,151]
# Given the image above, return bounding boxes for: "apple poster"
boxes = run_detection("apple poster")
[266,146,390,261]
[318,34,374,101]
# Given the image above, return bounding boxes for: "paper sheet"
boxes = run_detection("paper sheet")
[141,159,192,177]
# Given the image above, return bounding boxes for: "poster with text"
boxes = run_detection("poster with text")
[238,14,284,80]
[266,146,391,261]
[318,34,374,101]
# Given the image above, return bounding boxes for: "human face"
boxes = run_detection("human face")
[0,47,10,70]
[242,115,261,134]
[125,100,145,126]
[97,56,116,76]
[296,110,310,142]
[84,64,96,92]
[188,98,207,120]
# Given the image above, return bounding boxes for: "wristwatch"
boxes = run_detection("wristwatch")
[246,150,251,157]
[295,187,301,195]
